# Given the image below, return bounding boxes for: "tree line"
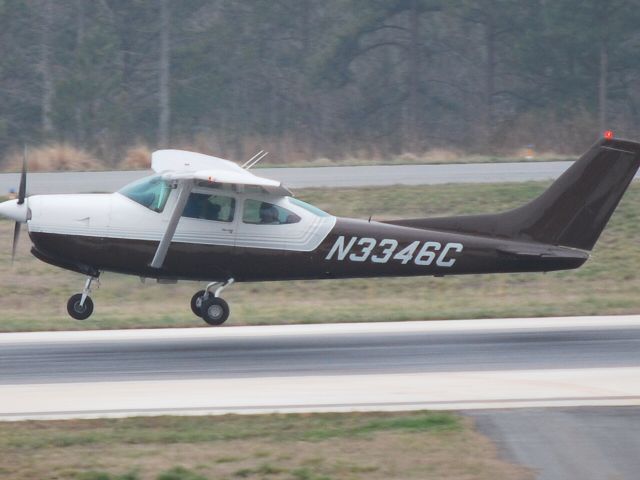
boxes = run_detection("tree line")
[1,0,640,165]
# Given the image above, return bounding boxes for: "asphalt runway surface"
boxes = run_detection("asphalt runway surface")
[1,316,639,420]
[2,318,640,385]
[0,161,588,194]
[2,316,639,479]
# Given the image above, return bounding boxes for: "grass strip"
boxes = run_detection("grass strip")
[0,412,530,480]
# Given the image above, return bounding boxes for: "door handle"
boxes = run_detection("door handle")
[222,228,234,233]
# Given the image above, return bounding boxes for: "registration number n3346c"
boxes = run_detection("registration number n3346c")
[325,236,463,267]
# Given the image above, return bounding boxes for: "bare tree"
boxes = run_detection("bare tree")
[39,0,54,135]
[158,0,171,147]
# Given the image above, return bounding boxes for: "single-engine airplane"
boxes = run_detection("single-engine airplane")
[0,134,638,325]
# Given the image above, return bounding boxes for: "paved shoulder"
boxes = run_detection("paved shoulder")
[469,407,640,480]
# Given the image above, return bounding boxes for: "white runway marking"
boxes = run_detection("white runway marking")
[2,368,639,421]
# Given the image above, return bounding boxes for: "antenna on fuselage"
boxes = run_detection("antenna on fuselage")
[242,150,269,170]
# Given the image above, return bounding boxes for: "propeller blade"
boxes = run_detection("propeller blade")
[17,145,26,205]
[11,221,20,263]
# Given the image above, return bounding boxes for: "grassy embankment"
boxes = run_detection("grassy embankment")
[1,180,639,331]
[0,411,531,480]
[0,142,574,172]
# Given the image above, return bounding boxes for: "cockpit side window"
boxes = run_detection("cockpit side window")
[182,193,235,222]
[243,199,301,225]
[118,175,171,213]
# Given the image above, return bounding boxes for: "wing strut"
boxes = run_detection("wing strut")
[150,179,193,269]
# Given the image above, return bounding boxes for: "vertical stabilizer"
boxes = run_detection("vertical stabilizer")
[385,137,640,251]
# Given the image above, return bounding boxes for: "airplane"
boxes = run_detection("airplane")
[0,133,638,326]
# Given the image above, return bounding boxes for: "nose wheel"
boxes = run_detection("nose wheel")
[191,278,234,326]
[67,293,94,320]
[67,275,98,320]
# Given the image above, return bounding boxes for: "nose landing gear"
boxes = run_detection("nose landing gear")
[192,278,234,326]
[67,275,98,320]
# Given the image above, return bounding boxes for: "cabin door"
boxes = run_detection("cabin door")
[174,190,238,276]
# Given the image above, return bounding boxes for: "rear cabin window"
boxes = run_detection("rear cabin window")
[243,199,301,225]
[182,193,235,222]
[119,175,171,213]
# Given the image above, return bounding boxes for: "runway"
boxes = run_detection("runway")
[1,315,639,420]
[0,161,583,194]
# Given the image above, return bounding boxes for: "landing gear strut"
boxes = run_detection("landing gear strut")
[192,278,234,326]
[67,275,99,320]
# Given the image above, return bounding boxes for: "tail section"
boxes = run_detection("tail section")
[386,136,640,251]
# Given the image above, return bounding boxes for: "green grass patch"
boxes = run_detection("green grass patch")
[77,473,140,480]
[157,467,208,480]
[3,412,459,449]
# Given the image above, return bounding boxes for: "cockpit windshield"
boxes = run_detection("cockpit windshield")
[288,197,330,217]
[119,175,172,212]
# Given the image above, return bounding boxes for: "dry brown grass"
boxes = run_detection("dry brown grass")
[0,138,574,172]
[171,133,316,165]
[3,143,102,172]
[399,148,463,163]
[119,145,152,170]
[496,108,598,154]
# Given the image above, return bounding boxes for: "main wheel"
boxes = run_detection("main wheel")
[200,296,230,326]
[67,293,94,320]
[190,290,206,317]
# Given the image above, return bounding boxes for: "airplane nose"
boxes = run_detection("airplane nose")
[0,199,28,222]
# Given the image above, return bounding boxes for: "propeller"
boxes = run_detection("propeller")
[11,147,27,263]
[17,145,26,205]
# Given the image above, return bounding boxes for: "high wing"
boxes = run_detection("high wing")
[149,149,291,269]
[152,149,291,196]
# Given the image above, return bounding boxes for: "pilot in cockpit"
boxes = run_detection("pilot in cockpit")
[184,194,221,221]
[259,202,280,224]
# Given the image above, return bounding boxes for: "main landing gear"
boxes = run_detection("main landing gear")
[67,275,98,320]
[65,275,234,325]
[191,278,234,326]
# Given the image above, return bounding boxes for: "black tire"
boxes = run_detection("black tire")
[67,293,94,320]
[190,290,206,317]
[200,296,230,326]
